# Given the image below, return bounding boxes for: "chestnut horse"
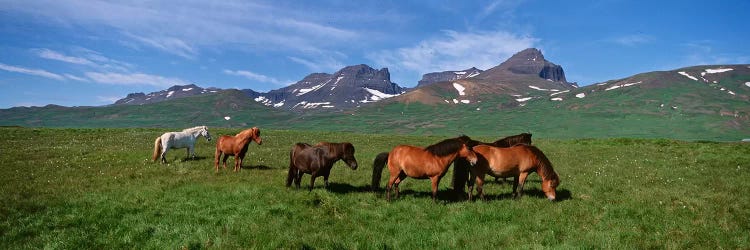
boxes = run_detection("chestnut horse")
[373,135,478,202]
[468,144,560,201]
[286,142,358,190]
[452,133,532,193]
[214,127,263,173]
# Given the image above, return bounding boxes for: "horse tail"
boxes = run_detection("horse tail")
[286,145,298,187]
[527,145,558,181]
[451,158,470,193]
[371,152,389,191]
[152,137,162,162]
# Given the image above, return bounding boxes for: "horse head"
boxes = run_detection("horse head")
[340,143,358,170]
[250,127,262,145]
[542,174,560,201]
[458,143,478,166]
[201,126,212,141]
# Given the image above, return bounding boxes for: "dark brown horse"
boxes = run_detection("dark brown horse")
[214,127,263,173]
[452,133,532,193]
[468,144,560,201]
[372,136,478,202]
[286,142,358,190]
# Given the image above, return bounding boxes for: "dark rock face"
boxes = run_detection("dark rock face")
[250,64,406,110]
[480,48,569,83]
[114,84,220,105]
[417,67,483,87]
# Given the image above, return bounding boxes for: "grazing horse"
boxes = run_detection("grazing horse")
[214,127,263,172]
[468,144,560,201]
[373,135,478,202]
[452,133,532,193]
[286,142,358,190]
[152,126,212,163]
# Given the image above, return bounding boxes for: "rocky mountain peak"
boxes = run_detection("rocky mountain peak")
[479,48,569,83]
[417,67,483,87]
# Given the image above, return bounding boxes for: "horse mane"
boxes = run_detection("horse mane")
[493,133,532,147]
[527,145,558,182]
[316,142,354,157]
[235,127,258,137]
[181,126,206,133]
[425,135,471,156]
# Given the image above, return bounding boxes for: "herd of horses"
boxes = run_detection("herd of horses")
[151,126,560,202]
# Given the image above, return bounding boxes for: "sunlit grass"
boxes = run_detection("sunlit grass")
[1,128,748,248]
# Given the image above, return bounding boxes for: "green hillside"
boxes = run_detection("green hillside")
[0,90,294,128]
[1,66,748,141]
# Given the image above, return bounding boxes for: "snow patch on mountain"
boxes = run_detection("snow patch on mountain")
[605,81,642,91]
[703,68,733,74]
[453,83,466,96]
[678,72,698,81]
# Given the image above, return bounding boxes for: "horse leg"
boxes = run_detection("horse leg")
[234,155,242,172]
[222,155,230,170]
[430,175,440,203]
[323,173,330,189]
[160,147,168,164]
[386,173,399,202]
[294,171,303,188]
[309,173,317,191]
[393,171,407,200]
[515,172,529,198]
[467,173,476,201]
[476,175,486,201]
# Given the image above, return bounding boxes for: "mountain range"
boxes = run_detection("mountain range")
[2,48,748,140]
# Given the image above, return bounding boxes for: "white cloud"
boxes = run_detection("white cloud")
[0,62,65,80]
[367,30,538,76]
[125,33,198,59]
[85,72,189,87]
[34,48,94,65]
[96,95,121,104]
[3,1,364,59]
[64,73,89,82]
[223,69,288,86]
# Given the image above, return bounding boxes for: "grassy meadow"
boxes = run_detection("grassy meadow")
[1,127,749,249]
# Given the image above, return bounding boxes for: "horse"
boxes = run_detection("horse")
[467,144,560,201]
[286,142,358,190]
[372,135,478,202]
[152,126,212,163]
[451,133,532,193]
[214,127,263,172]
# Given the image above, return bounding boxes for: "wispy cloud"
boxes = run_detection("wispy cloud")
[4,1,366,59]
[0,62,65,80]
[125,33,198,59]
[85,72,189,87]
[611,34,653,47]
[288,55,346,73]
[368,30,538,75]
[63,73,89,82]
[34,48,94,65]
[223,69,288,86]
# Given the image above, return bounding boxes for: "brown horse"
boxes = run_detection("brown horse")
[214,127,263,173]
[468,144,560,201]
[373,135,478,202]
[286,142,358,190]
[452,133,532,193]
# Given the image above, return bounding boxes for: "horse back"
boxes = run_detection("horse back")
[388,145,446,178]
[472,145,539,176]
[291,144,325,173]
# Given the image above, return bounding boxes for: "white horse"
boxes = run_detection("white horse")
[152,126,212,163]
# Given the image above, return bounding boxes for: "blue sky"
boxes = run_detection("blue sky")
[1,0,748,108]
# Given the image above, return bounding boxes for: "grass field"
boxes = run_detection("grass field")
[1,128,749,249]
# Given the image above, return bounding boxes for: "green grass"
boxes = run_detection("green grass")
[1,128,749,248]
